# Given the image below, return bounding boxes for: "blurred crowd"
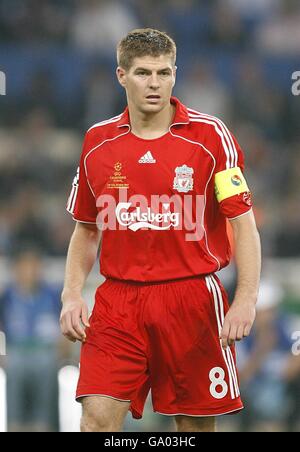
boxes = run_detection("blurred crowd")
[0,0,300,432]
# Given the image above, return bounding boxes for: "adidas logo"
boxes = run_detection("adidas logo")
[138,151,156,164]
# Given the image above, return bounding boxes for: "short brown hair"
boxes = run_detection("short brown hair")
[117,28,177,71]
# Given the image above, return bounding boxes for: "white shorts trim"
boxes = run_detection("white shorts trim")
[155,406,244,418]
[205,276,240,399]
[76,394,131,403]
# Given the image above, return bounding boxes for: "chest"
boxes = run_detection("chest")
[86,133,215,198]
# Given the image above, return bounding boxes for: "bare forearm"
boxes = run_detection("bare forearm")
[60,223,101,343]
[62,223,101,299]
[221,211,261,349]
[231,211,261,305]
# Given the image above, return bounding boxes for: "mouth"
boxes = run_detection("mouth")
[146,95,161,101]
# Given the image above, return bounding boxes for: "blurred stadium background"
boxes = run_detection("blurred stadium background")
[0,0,300,432]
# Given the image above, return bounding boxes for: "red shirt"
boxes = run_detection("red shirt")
[67,97,252,282]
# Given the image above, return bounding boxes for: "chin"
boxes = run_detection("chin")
[140,103,164,114]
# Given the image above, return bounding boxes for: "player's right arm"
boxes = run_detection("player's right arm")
[61,129,101,343]
[60,222,101,343]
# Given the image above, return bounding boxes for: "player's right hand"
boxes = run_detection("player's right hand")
[60,294,90,343]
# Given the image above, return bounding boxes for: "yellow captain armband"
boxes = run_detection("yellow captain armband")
[215,167,249,203]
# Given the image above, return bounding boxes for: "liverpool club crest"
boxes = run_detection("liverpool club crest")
[173,165,194,193]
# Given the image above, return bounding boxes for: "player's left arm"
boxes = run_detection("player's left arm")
[211,121,261,349]
[221,210,261,350]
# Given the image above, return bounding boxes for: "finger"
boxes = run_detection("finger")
[64,333,77,343]
[60,316,76,343]
[228,324,238,347]
[236,325,245,341]
[81,305,90,328]
[71,311,87,340]
[243,324,252,338]
[60,315,66,335]
[228,339,235,348]
[221,321,231,350]
[65,313,83,342]
[60,316,73,341]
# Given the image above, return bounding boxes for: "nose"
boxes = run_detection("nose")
[148,73,160,89]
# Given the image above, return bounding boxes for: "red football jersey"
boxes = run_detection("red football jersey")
[67,97,252,282]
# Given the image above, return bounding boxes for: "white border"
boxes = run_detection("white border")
[210,275,240,398]
[155,406,244,417]
[76,394,131,403]
[228,208,253,221]
[71,217,97,224]
[206,276,237,399]
[88,115,122,132]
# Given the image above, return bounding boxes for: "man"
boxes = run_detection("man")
[61,28,261,433]
[0,248,61,432]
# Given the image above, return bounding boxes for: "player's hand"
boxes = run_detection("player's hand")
[220,300,256,350]
[60,292,90,343]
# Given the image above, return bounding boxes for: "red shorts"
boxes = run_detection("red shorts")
[76,275,244,419]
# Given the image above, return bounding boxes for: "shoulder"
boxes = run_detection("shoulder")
[183,107,239,163]
[87,113,123,134]
[83,113,127,154]
[186,107,232,138]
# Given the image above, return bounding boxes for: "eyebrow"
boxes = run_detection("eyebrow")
[134,67,172,73]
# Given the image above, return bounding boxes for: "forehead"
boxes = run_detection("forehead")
[130,54,174,70]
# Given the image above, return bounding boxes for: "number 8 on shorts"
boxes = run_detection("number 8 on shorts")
[209,367,228,400]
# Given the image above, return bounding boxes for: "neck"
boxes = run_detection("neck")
[128,100,176,139]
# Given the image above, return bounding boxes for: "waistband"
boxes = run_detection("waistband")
[104,274,214,287]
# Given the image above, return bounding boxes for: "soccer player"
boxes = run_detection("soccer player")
[60,28,261,433]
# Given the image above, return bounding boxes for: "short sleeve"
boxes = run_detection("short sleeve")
[66,133,98,223]
[213,124,253,219]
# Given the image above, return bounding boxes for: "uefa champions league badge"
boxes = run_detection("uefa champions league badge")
[173,165,194,193]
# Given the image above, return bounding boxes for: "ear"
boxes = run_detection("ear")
[116,66,126,89]
[172,66,177,87]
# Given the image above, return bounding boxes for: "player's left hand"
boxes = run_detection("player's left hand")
[220,300,256,350]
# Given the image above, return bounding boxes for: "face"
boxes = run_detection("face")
[117,54,176,115]
[15,253,42,287]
